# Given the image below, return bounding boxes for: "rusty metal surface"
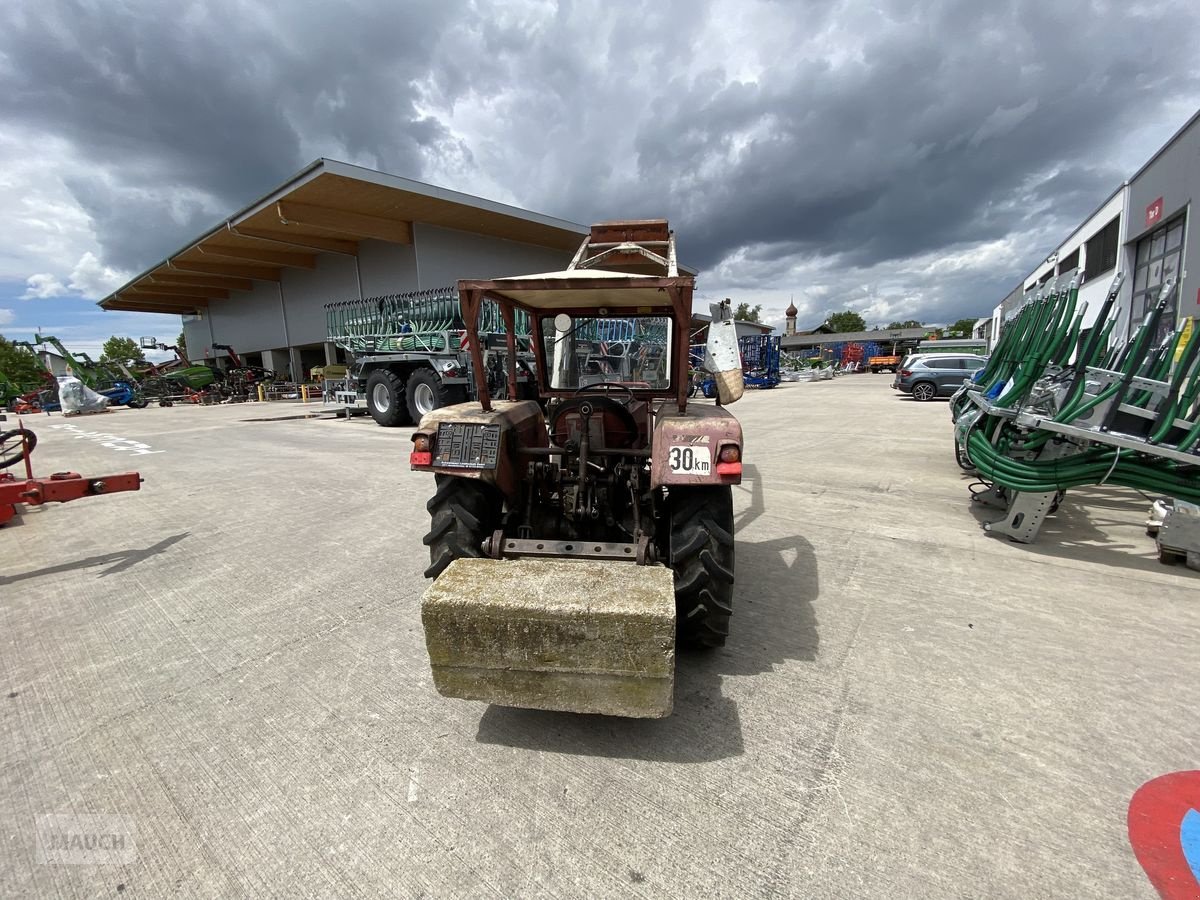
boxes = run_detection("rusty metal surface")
[650,402,743,488]
[1,471,141,523]
[410,400,547,497]
[489,537,642,563]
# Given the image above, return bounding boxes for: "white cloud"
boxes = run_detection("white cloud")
[0,129,99,282]
[20,252,129,301]
[66,251,129,299]
[21,273,69,299]
[0,308,14,326]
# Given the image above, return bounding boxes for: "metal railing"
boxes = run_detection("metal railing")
[325,287,532,354]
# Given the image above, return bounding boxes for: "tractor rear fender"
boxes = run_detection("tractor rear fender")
[410,399,546,499]
[650,404,743,488]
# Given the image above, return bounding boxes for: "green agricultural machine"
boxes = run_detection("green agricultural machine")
[325,288,536,426]
[951,274,1200,546]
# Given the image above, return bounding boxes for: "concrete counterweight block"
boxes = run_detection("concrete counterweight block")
[421,558,677,718]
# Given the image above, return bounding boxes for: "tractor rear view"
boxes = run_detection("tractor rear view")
[410,221,744,718]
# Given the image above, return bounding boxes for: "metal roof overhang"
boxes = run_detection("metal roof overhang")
[99,159,589,314]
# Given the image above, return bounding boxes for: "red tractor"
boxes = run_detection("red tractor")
[410,221,745,718]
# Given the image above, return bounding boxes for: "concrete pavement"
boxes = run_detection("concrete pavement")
[1,376,1196,897]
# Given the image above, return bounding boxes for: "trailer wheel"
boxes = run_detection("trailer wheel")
[366,369,411,427]
[423,475,501,579]
[669,486,735,648]
[406,368,463,423]
[0,428,37,469]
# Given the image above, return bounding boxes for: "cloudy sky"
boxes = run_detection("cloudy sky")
[1,0,1198,356]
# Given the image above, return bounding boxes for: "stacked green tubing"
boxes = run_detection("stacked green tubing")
[952,275,1200,502]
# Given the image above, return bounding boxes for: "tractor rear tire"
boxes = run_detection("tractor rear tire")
[423,475,501,579]
[366,369,411,427]
[669,486,735,648]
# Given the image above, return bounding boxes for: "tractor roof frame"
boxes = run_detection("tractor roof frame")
[457,277,694,414]
[457,221,696,413]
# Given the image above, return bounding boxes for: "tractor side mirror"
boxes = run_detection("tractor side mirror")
[704,300,744,404]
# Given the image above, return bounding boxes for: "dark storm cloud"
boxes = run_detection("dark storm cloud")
[0,0,467,270]
[2,0,1198,323]
[609,2,1192,274]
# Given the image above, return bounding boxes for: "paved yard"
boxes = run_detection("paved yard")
[1,375,1195,897]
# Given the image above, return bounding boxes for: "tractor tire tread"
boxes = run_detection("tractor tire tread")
[669,486,735,649]
[366,369,411,427]
[422,476,500,580]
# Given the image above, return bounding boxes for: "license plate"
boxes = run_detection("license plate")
[668,445,711,474]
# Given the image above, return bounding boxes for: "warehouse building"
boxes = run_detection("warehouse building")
[99,159,588,380]
[993,108,1200,346]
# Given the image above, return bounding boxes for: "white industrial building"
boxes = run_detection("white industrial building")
[992,108,1200,348]
[100,159,588,380]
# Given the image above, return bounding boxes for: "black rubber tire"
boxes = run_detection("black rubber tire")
[1158,547,1183,566]
[668,486,735,648]
[406,368,460,423]
[954,438,975,472]
[911,381,937,401]
[423,475,501,579]
[366,369,411,427]
[0,428,37,469]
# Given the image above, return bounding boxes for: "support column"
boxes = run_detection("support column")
[324,341,338,365]
[289,347,305,383]
[263,348,290,381]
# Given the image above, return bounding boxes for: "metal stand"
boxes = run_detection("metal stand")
[980,441,1076,543]
[1156,508,1200,570]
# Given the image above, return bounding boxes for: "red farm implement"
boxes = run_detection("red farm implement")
[0,417,142,526]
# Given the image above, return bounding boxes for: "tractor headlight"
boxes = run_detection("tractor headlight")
[413,434,433,453]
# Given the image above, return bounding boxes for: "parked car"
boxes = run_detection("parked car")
[893,354,987,401]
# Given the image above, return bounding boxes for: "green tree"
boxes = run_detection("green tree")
[100,336,147,367]
[176,330,188,361]
[826,310,866,333]
[0,335,46,385]
[732,302,762,323]
[946,318,979,338]
[886,319,924,329]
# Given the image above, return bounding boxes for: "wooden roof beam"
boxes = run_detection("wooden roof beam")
[117,293,210,307]
[112,305,192,315]
[149,272,254,291]
[109,297,206,314]
[167,259,282,281]
[128,284,230,300]
[198,243,316,268]
[276,200,412,244]
[229,224,358,256]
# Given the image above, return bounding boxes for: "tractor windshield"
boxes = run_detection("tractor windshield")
[540,315,673,390]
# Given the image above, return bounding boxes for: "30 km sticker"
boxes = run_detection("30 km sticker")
[668,445,710,474]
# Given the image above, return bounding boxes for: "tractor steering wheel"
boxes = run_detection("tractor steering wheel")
[572,381,636,403]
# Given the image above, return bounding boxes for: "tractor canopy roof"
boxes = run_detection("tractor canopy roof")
[462,269,688,313]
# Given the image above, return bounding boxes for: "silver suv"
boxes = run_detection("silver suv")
[893,354,987,401]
